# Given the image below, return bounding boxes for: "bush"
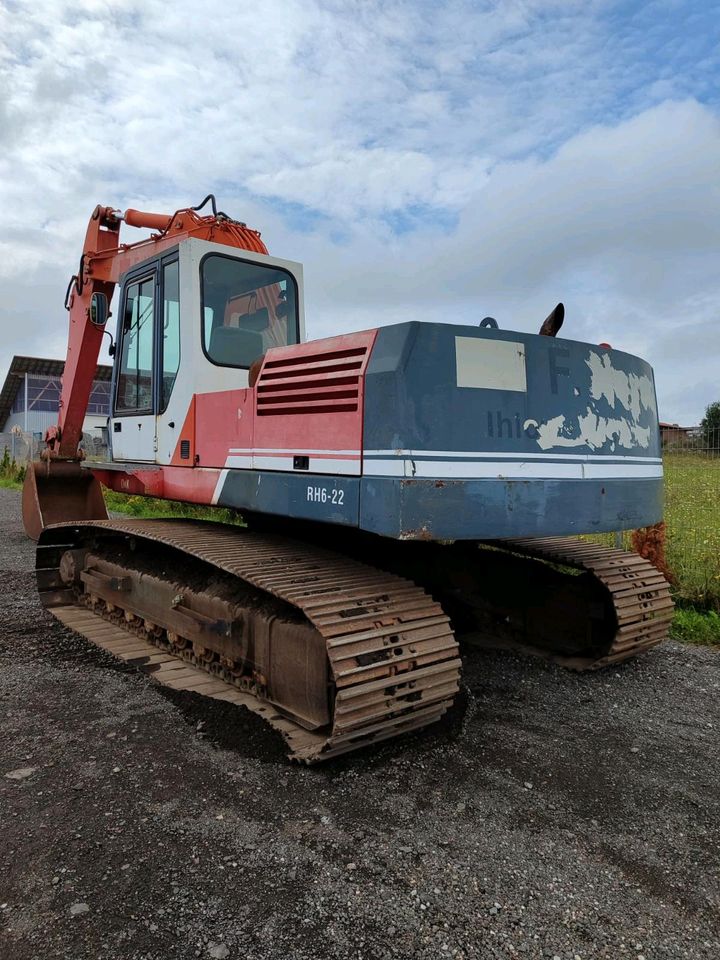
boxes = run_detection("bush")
[0,447,26,487]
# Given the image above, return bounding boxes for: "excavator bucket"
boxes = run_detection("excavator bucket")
[22,460,108,541]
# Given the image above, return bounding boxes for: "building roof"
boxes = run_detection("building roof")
[0,355,112,431]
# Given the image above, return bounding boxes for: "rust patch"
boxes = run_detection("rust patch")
[399,525,434,541]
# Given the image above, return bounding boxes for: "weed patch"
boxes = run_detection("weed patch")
[103,490,244,526]
[0,447,25,488]
[670,608,720,646]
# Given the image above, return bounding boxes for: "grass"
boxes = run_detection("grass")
[0,475,22,490]
[0,448,25,488]
[103,490,243,526]
[663,453,720,611]
[3,446,719,644]
[669,608,720,646]
[581,453,720,619]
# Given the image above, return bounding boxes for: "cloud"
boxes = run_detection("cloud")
[290,98,720,423]
[0,0,718,425]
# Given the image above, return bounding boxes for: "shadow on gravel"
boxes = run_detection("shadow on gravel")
[12,604,471,772]
[154,676,472,773]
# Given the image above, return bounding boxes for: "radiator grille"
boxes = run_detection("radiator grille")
[255,346,368,416]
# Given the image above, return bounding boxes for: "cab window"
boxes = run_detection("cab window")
[161,260,180,410]
[116,275,155,412]
[201,254,299,368]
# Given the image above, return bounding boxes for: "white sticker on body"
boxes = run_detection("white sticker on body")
[455,337,527,392]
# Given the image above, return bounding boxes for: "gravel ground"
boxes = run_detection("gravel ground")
[0,486,718,960]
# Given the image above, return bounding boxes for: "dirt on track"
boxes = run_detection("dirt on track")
[0,487,718,960]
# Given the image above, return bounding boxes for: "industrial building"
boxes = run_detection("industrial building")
[0,355,111,458]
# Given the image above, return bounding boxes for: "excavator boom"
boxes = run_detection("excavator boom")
[23,197,268,538]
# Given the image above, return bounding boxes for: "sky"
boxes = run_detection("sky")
[0,0,718,424]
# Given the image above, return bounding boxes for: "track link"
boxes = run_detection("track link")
[37,519,461,763]
[496,537,674,668]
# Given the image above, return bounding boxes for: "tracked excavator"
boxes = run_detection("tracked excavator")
[23,196,673,762]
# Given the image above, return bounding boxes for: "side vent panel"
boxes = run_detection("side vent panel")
[255,346,369,417]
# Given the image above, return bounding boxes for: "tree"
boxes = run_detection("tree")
[701,401,720,451]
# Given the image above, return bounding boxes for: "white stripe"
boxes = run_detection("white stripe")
[364,449,662,463]
[211,468,229,504]
[583,462,662,479]
[229,447,361,456]
[364,459,405,477]
[228,446,662,465]
[256,456,360,476]
[225,454,359,476]
[363,459,663,480]
[219,453,661,480]
[226,455,253,469]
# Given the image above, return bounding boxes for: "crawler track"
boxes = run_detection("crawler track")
[37,519,461,763]
[497,537,674,668]
[35,521,672,762]
[282,527,675,672]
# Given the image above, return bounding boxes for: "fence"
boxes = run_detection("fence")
[0,431,40,464]
[0,430,108,465]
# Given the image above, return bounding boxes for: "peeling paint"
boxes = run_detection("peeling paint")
[586,352,657,420]
[537,411,652,451]
[535,351,656,452]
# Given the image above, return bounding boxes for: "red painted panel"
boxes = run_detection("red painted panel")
[94,466,221,505]
[161,466,222,503]
[154,330,378,485]
[92,469,164,497]
[170,396,196,466]
[194,388,254,468]
[253,330,377,454]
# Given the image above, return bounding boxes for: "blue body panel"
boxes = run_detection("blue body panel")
[362,323,661,458]
[219,470,360,527]
[359,477,662,539]
[215,321,664,541]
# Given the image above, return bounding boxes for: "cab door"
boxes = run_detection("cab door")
[110,270,158,461]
